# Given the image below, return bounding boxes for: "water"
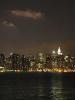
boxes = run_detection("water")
[0,72,75,100]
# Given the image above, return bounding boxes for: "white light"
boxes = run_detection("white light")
[57,46,62,55]
[10,52,13,56]
[52,50,56,54]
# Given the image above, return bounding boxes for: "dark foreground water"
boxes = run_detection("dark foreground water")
[0,72,75,100]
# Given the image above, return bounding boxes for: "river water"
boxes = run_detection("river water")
[0,72,75,100]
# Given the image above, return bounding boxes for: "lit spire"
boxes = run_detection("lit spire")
[57,46,62,55]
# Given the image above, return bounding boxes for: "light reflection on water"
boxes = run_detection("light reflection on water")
[50,74,64,100]
[0,72,74,100]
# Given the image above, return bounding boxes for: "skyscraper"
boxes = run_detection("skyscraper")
[57,46,62,55]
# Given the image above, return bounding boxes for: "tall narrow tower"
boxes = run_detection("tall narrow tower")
[57,46,62,55]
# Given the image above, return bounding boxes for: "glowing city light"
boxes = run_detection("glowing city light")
[57,46,62,55]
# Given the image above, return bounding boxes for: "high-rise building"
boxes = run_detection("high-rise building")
[36,53,46,69]
[11,53,21,70]
[0,53,5,67]
[57,46,62,55]
[37,53,46,63]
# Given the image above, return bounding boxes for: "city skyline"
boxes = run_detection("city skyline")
[0,46,75,73]
[0,0,75,56]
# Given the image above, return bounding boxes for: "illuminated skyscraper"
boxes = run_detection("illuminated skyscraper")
[57,46,62,55]
[52,50,56,55]
[37,53,46,63]
[52,50,56,57]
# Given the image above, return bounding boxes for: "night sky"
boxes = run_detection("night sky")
[0,0,75,56]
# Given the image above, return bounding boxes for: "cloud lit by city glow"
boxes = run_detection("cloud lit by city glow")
[10,10,45,20]
[2,20,15,27]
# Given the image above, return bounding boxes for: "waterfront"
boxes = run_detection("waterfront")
[0,72,74,100]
